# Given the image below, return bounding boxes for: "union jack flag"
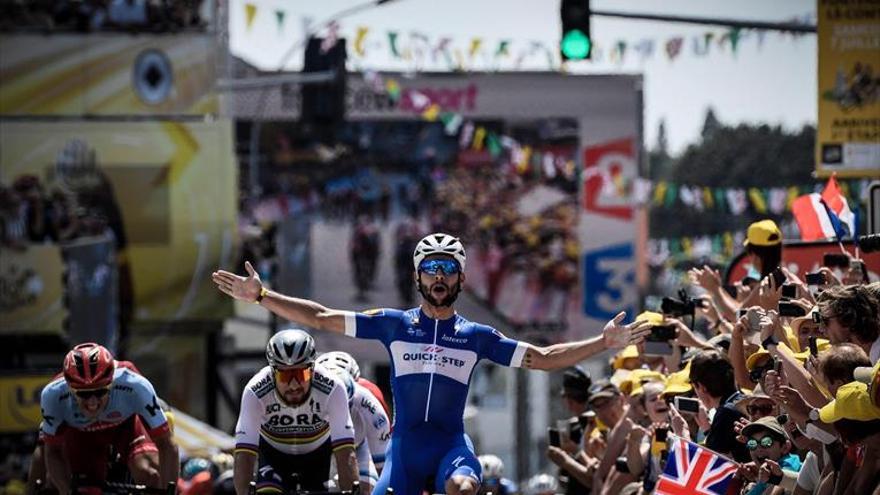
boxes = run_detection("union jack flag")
[655,435,738,495]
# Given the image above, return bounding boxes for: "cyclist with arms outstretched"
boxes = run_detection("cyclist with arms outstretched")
[234,330,358,495]
[39,343,179,494]
[214,233,650,495]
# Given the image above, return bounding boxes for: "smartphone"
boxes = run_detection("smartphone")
[615,457,630,474]
[578,411,596,429]
[722,285,738,298]
[568,417,584,443]
[650,325,677,341]
[773,359,783,373]
[746,309,762,331]
[778,301,807,317]
[654,427,669,443]
[804,272,825,285]
[809,336,818,356]
[770,267,786,288]
[781,284,798,299]
[674,396,701,414]
[548,427,560,448]
[823,253,850,268]
[812,311,822,324]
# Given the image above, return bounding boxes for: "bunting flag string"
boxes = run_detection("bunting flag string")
[360,71,870,222]
[240,4,812,70]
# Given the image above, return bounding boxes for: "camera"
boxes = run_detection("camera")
[778,301,807,317]
[661,289,697,318]
[859,234,880,253]
[823,253,850,268]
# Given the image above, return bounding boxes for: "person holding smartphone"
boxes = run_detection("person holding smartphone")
[624,382,670,493]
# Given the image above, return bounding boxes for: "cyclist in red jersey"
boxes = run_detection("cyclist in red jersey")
[27,359,172,494]
[38,343,179,493]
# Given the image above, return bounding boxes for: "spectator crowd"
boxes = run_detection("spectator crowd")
[0,0,205,32]
[534,219,879,495]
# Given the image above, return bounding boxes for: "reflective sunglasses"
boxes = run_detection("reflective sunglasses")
[273,366,313,385]
[418,259,461,276]
[74,388,110,400]
[746,435,776,451]
[747,403,775,417]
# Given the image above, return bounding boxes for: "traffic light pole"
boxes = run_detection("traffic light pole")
[590,9,816,33]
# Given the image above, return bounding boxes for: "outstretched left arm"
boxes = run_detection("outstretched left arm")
[521,312,651,371]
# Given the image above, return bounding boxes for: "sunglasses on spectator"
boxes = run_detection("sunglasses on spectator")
[747,403,776,417]
[74,388,110,400]
[418,259,461,276]
[273,366,313,384]
[746,436,776,451]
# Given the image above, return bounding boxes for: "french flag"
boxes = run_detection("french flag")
[792,175,855,241]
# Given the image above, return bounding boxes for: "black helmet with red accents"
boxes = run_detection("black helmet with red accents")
[63,343,116,389]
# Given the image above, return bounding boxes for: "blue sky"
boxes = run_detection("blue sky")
[229,0,817,154]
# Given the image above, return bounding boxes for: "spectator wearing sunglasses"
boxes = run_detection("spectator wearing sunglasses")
[739,416,801,495]
[816,285,880,362]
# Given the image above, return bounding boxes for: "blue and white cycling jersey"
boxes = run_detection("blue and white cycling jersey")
[343,307,527,433]
[40,367,168,438]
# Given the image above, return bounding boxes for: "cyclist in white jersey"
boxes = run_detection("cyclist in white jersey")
[317,352,391,492]
[215,233,651,495]
[233,330,358,495]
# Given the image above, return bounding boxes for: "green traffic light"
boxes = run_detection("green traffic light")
[561,29,591,60]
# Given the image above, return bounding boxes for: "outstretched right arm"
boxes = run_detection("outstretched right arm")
[212,261,347,334]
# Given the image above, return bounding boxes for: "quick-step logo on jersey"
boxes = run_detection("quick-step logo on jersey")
[389,341,477,384]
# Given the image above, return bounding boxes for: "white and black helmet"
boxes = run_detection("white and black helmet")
[478,455,504,479]
[413,233,466,271]
[525,474,558,495]
[266,329,316,368]
[316,351,361,380]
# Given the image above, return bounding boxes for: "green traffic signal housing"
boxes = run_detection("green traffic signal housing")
[560,0,592,61]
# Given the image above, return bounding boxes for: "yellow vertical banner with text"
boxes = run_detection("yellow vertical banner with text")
[816,0,880,178]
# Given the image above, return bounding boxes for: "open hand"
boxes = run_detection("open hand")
[603,312,652,349]
[212,261,262,303]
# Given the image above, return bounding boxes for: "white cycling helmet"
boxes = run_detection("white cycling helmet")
[318,362,356,406]
[526,474,557,495]
[316,351,361,380]
[413,233,466,271]
[266,329,316,368]
[478,454,504,479]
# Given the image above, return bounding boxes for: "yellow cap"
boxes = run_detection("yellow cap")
[743,219,782,247]
[745,349,772,371]
[620,369,665,396]
[791,339,831,362]
[662,361,693,397]
[612,345,641,370]
[635,311,664,326]
[819,382,880,423]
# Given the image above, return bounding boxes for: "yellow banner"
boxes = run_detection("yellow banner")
[0,374,54,433]
[0,34,217,116]
[0,245,66,334]
[0,121,237,327]
[816,1,880,178]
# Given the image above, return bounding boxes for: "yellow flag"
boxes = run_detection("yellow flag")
[653,182,667,205]
[472,127,487,150]
[469,38,483,58]
[354,27,369,57]
[422,104,440,122]
[786,186,800,210]
[702,187,714,209]
[682,237,693,257]
[245,3,257,31]
[748,188,767,214]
